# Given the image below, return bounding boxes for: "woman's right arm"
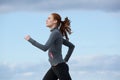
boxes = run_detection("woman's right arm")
[24,31,58,52]
[28,37,48,51]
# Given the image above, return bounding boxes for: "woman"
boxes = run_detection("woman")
[24,13,75,80]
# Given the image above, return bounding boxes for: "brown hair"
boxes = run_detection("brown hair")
[51,13,72,40]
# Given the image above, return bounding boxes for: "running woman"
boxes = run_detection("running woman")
[24,13,75,80]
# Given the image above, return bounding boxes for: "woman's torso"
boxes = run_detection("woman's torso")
[48,28,64,66]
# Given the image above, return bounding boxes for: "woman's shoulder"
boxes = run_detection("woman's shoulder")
[51,29,62,36]
[52,29,60,33]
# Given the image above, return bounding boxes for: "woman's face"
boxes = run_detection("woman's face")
[46,14,57,28]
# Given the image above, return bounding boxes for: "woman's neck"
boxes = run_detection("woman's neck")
[50,25,57,30]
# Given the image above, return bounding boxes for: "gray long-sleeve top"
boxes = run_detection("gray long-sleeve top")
[28,27,75,66]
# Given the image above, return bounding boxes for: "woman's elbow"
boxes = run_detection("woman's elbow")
[70,44,75,49]
[42,48,48,52]
[42,46,49,52]
[72,44,75,49]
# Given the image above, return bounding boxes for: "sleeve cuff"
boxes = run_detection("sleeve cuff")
[28,38,35,44]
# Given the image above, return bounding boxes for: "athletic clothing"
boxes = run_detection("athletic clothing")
[28,27,75,66]
[43,62,71,80]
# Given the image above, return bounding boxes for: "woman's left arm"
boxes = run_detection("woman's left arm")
[63,39,75,62]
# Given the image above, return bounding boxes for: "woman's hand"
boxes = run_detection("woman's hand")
[24,35,31,41]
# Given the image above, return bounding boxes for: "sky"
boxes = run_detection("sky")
[0,0,120,80]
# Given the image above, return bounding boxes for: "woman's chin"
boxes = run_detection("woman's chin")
[46,24,48,27]
[46,25,51,28]
[46,25,49,28]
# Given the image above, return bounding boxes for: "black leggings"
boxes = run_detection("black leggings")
[43,62,72,80]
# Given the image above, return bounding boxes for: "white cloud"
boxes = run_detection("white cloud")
[0,0,120,13]
[0,55,120,80]
[70,55,120,71]
[0,62,49,80]
[0,63,14,80]
[22,72,34,76]
[69,55,120,80]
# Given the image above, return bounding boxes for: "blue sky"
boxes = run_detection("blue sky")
[0,0,120,80]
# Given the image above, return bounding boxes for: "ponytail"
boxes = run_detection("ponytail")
[60,17,72,40]
[51,13,72,40]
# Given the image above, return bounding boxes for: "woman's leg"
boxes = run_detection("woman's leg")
[52,63,72,80]
[43,67,58,80]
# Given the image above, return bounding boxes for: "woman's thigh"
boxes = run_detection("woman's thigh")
[52,63,72,80]
[43,67,58,80]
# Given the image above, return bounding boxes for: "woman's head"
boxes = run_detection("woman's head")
[46,13,72,40]
[46,14,58,28]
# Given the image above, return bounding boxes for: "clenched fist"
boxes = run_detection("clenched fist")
[24,35,31,41]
